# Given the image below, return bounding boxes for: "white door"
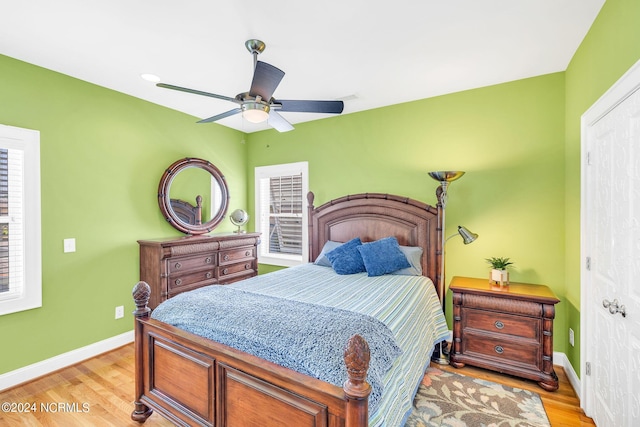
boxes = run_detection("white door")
[581,60,640,427]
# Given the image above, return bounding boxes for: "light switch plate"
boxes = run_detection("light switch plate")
[63,238,76,253]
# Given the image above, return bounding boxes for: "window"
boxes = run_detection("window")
[255,162,308,267]
[0,125,41,315]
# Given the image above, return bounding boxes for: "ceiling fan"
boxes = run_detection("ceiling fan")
[157,39,344,132]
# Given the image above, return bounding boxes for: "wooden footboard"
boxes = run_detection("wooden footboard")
[131,281,372,427]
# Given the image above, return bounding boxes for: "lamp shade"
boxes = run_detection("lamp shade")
[428,171,465,183]
[457,226,478,244]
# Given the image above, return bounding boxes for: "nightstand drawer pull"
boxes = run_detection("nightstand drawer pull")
[494,345,504,354]
[174,262,182,270]
[494,320,504,329]
[205,257,212,264]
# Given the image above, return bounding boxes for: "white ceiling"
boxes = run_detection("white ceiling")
[1,0,605,133]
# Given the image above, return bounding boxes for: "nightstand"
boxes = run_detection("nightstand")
[449,276,560,391]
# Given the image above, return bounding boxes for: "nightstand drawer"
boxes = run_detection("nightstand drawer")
[167,254,216,274]
[462,331,540,370]
[463,308,540,340]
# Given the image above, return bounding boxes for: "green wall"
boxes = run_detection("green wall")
[2,0,638,381]
[563,0,640,373]
[0,54,248,374]
[247,73,568,349]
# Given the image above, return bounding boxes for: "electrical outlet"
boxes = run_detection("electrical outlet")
[63,238,76,253]
[569,328,575,347]
[115,305,124,319]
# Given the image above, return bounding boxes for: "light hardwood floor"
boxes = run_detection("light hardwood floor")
[1,344,593,426]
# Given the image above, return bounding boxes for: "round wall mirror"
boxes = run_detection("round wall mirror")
[158,157,230,235]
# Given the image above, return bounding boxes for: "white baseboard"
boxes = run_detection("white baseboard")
[554,351,581,400]
[0,330,134,392]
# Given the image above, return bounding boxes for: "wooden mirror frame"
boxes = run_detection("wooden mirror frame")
[158,157,230,235]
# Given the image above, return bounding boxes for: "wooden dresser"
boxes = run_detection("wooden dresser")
[138,232,260,309]
[449,276,560,391]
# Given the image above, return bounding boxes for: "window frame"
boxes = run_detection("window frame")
[254,161,309,267]
[0,124,41,316]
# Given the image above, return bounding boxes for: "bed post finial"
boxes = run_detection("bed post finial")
[132,281,152,318]
[343,334,371,427]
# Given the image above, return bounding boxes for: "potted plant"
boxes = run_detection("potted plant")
[486,257,514,286]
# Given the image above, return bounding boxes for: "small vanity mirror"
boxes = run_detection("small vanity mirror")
[158,158,230,235]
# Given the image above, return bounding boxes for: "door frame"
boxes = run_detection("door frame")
[580,58,640,416]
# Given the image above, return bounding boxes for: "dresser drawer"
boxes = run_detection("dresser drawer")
[167,269,216,292]
[167,254,216,274]
[219,247,255,265]
[218,262,255,279]
[463,308,540,340]
[462,330,540,371]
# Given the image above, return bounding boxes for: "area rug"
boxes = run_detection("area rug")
[405,367,551,427]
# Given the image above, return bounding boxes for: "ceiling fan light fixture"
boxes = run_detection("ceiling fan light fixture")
[242,102,270,123]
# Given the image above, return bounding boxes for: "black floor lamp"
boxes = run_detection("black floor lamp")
[428,171,478,365]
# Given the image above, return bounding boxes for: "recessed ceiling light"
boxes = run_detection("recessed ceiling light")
[140,73,161,83]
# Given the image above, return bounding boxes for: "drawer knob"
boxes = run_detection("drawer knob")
[205,257,212,264]
[205,272,212,279]
[175,278,182,286]
[494,345,504,354]
[223,254,230,261]
[222,268,229,275]
[244,263,250,269]
[494,320,504,329]
[174,262,182,270]
[245,250,251,256]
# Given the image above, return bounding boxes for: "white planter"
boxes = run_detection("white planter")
[490,269,509,286]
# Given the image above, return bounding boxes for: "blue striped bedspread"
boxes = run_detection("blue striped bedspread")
[156,263,448,427]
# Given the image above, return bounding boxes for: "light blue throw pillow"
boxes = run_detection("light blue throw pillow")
[314,240,343,267]
[325,237,366,275]
[392,245,423,276]
[357,237,411,277]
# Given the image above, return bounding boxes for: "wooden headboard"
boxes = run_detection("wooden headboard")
[307,192,443,295]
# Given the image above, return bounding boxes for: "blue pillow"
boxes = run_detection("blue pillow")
[357,237,411,277]
[314,240,343,267]
[325,237,366,274]
[391,245,423,276]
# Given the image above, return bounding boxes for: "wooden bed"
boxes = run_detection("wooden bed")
[131,191,443,427]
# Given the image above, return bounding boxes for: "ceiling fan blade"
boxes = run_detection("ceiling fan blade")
[268,111,294,132]
[276,99,344,114]
[157,83,240,104]
[197,108,242,123]
[249,61,285,101]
